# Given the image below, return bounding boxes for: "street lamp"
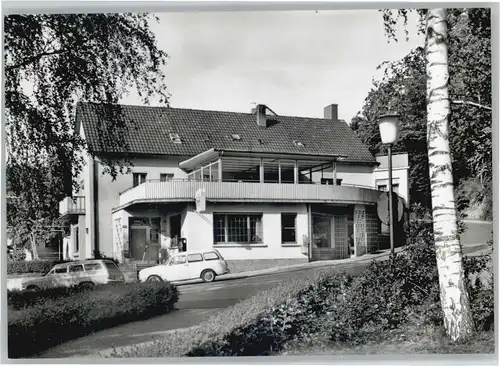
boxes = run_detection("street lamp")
[378,114,401,256]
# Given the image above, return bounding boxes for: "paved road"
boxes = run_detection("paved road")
[39,221,492,358]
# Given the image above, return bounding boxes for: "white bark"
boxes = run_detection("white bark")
[426,8,474,341]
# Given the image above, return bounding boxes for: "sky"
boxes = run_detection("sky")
[121,9,425,123]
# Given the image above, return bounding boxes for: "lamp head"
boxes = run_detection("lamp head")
[378,114,401,145]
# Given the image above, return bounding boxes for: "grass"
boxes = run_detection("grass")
[280,323,495,355]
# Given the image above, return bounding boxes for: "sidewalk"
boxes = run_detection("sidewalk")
[174,247,405,286]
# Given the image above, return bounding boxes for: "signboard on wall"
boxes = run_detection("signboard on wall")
[195,188,206,213]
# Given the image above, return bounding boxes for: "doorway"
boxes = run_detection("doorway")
[169,214,182,249]
[129,217,161,263]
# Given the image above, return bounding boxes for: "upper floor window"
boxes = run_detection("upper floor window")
[160,173,174,182]
[378,184,399,193]
[133,173,147,187]
[321,178,342,186]
[281,213,297,243]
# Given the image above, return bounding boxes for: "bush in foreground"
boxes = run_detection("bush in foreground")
[7,260,72,275]
[8,282,178,358]
[114,270,351,357]
[8,285,100,310]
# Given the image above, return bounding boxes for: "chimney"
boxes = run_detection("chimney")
[324,104,338,120]
[256,104,267,128]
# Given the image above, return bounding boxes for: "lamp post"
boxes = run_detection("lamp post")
[378,114,401,256]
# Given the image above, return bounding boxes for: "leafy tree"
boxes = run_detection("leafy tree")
[4,13,169,249]
[353,8,491,214]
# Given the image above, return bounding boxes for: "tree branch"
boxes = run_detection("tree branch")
[451,100,492,111]
[6,48,72,71]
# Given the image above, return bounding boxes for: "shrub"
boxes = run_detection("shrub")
[7,260,72,275]
[8,282,178,358]
[114,270,351,358]
[8,285,100,310]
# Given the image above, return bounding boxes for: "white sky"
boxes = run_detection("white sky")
[121,9,424,123]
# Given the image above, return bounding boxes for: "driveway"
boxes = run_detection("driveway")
[38,220,492,358]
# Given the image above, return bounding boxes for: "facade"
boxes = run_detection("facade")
[59,102,409,272]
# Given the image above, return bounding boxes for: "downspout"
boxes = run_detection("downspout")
[93,158,99,255]
[307,204,312,262]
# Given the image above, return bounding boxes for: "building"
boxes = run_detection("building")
[58,102,409,272]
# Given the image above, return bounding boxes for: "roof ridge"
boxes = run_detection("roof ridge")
[79,101,344,122]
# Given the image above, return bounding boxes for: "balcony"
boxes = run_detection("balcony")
[117,180,381,209]
[59,196,86,217]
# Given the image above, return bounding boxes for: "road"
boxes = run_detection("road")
[39,221,492,358]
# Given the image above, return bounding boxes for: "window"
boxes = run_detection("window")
[133,173,147,187]
[49,266,68,275]
[75,227,79,252]
[104,261,119,270]
[213,214,263,244]
[170,255,186,265]
[203,252,220,261]
[378,184,399,193]
[321,178,342,185]
[84,263,102,271]
[231,134,241,141]
[169,133,182,144]
[187,253,203,263]
[281,213,297,243]
[160,173,174,182]
[69,264,84,272]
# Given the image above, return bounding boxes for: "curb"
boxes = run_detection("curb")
[176,248,404,287]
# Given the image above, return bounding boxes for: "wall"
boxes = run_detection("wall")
[373,153,410,205]
[183,202,309,260]
[94,156,190,257]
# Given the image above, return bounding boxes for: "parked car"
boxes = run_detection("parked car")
[138,249,229,283]
[21,259,125,291]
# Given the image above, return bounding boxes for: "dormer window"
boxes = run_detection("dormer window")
[204,135,211,142]
[169,133,182,144]
[231,134,241,141]
[293,140,304,147]
[257,139,264,145]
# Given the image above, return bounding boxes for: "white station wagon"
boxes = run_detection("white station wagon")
[138,249,229,283]
[21,259,125,291]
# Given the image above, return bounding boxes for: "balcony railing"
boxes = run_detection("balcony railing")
[118,179,381,208]
[59,196,86,217]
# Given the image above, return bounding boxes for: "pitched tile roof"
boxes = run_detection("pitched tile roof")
[76,102,376,164]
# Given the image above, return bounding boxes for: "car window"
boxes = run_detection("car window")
[50,267,68,275]
[203,252,220,261]
[69,264,84,272]
[84,263,102,271]
[170,255,187,265]
[187,253,203,263]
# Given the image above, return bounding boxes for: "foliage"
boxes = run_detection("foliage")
[115,277,311,358]
[8,281,178,358]
[4,13,169,243]
[92,250,120,265]
[7,259,71,275]
[6,161,65,252]
[353,9,491,212]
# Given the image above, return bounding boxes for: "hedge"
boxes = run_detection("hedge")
[113,270,350,357]
[8,282,179,358]
[7,260,72,275]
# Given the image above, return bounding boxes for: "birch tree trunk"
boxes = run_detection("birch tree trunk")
[425,8,474,341]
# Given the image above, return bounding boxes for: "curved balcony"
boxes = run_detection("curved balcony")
[117,180,381,210]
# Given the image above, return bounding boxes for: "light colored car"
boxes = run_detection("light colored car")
[21,259,125,291]
[138,249,229,283]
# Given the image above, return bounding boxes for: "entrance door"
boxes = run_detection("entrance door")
[311,214,334,261]
[130,227,148,261]
[170,214,182,249]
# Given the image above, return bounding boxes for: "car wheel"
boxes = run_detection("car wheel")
[26,285,40,292]
[201,269,216,283]
[79,282,95,290]
[147,275,162,283]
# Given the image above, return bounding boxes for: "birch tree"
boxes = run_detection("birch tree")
[425,8,474,341]
[380,8,477,341]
